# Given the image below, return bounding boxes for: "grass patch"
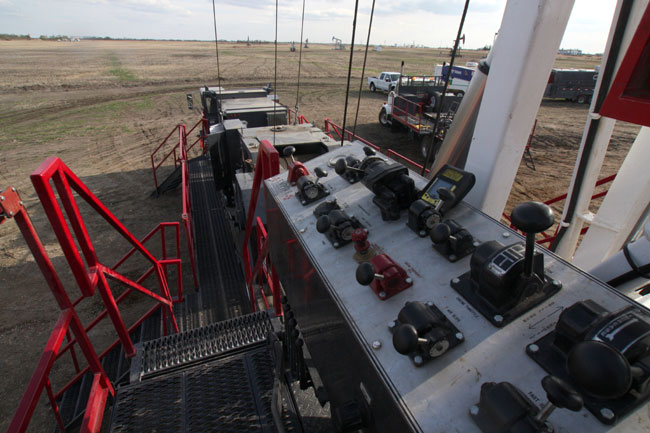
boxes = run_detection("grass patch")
[108,53,137,82]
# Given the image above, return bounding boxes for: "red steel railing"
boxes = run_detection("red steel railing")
[391,95,429,134]
[181,155,199,289]
[502,174,617,247]
[241,139,282,315]
[323,118,380,150]
[150,117,208,190]
[286,107,310,125]
[3,156,189,431]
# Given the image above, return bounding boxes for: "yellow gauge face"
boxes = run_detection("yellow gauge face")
[441,168,463,182]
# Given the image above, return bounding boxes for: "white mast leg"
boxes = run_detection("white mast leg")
[463,0,575,219]
[573,126,650,269]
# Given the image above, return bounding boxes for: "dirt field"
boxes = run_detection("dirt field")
[0,40,640,431]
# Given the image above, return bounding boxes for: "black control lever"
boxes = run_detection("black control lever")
[534,375,583,424]
[313,167,328,185]
[510,201,554,277]
[283,145,296,163]
[392,324,427,355]
[356,262,384,286]
[567,340,634,400]
[434,187,456,213]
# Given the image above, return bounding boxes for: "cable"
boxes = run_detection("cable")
[273,0,278,146]
[340,0,360,146]
[294,0,306,124]
[211,0,222,103]
[352,0,376,137]
[421,0,470,175]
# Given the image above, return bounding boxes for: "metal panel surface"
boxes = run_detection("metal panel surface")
[264,142,650,433]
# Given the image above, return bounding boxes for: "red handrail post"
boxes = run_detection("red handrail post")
[242,140,280,311]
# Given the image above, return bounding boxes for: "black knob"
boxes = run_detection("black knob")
[283,146,296,157]
[393,324,419,354]
[430,223,451,244]
[567,340,632,400]
[316,215,331,233]
[314,167,328,178]
[334,158,348,175]
[363,146,376,156]
[356,262,376,286]
[511,201,554,277]
[510,201,554,234]
[437,187,456,203]
[541,375,583,412]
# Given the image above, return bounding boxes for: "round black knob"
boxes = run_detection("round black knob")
[437,187,456,203]
[314,167,328,178]
[283,146,296,157]
[363,146,376,156]
[334,158,348,175]
[316,215,331,233]
[567,340,632,400]
[430,223,451,244]
[510,201,554,234]
[541,375,583,412]
[356,262,376,286]
[393,324,420,354]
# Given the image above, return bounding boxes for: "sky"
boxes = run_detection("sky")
[0,0,617,54]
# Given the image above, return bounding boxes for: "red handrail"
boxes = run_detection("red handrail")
[1,187,116,433]
[391,95,431,134]
[502,174,617,247]
[246,216,282,316]
[150,117,208,190]
[181,156,199,289]
[286,106,310,125]
[242,139,280,313]
[323,118,380,150]
[31,157,178,343]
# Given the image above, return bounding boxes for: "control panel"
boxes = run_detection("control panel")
[264,142,650,433]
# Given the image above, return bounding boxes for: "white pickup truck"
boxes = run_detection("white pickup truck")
[367,72,400,93]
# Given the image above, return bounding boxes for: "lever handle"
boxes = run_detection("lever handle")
[393,324,425,355]
[314,166,328,178]
[316,215,331,233]
[334,158,348,175]
[541,375,583,412]
[356,262,383,286]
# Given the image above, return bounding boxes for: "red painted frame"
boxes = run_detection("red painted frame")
[242,139,281,314]
[600,4,650,127]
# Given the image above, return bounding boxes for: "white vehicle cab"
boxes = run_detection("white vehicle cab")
[367,71,400,92]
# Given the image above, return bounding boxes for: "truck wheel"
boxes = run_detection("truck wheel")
[379,108,390,127]
[370,83,376,92]
[577,95,587,104]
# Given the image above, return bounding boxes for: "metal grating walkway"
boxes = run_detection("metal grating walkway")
[110,347,291,433]
[189,156,250,323]
[129,311,273,382]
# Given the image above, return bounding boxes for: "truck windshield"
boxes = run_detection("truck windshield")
[390,74,400,81]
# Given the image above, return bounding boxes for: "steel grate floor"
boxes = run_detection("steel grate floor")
[111,347,285,433]
[130,311,273,382]
[189,156,251,323]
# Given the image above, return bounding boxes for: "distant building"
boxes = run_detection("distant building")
[558,48,583,56]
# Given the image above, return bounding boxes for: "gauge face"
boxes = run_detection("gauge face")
[425,212,441,229]
[341,225,354,241]
[304,185,319,199]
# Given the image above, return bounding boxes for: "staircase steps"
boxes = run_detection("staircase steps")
[129,311,273,383]
[52,308,162,432]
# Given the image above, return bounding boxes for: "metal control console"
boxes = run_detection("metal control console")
[265,142,650,433]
